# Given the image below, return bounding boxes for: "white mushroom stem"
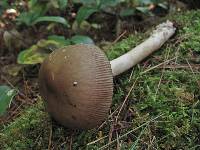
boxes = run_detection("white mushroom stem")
[110,20,176,76]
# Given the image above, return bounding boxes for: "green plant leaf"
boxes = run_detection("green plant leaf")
[28,0,38,8]
[58,0,68,10]
[136,6,154,16]
[17,34,94,64]
[136,7,150,14]
[99,0,121,9]
[70,35,94,44]
[17,49,47,65]
[49,0,60,9]
[76,6,98,25]
[16,0,48,26]
[48,35,71,46]
[16,12,34,26]
[77,0,97,5]
[158,3,168,9]
[32,16,69,26]
[17,40,62,65]
[139,0,153,5]
[0,0,9,15]
[0,85,17,116]
[16,3,47,26]
[120,8,135,17]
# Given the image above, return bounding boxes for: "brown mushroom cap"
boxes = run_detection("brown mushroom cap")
[39,44,113,129]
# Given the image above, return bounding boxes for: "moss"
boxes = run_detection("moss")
[0,100,50,149]
[174,10,200,53]
[1,10,200,149]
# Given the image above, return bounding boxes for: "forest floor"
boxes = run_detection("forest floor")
[0,9,200,149]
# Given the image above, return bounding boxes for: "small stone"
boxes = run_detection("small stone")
[73,81,78,86]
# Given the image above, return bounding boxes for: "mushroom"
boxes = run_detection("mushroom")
[39,21,176,129]
[39,45,113,129]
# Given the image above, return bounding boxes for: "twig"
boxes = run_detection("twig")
[154,64,200,69]
[1,75,15,88]
[99,114,162,150]
[89,108,121,146]
[154,45,171,99]
[186,59,200,89]
[128,67,135,82]
[108,124,114,144]
[116,131,120,150]
[6,102,24,123]
[140,57,177,75]
[130,126,147,149]
[1,75,33,104]
[48,125,52,150]
[87,135,109,146]
[98,106,120,130]
[115,77,139,122]
[113,30,127,44]
[69,135,73,150]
